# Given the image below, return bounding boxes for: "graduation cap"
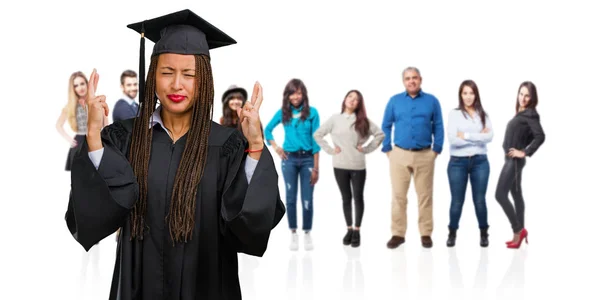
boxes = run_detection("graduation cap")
[127,9,237,103]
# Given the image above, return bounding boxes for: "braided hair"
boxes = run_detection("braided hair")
[128,54,214,244]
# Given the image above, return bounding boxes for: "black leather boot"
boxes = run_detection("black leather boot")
[343,229,353,245]
[351,230,360,247]
[446,229,457,247]
[480,227,489,247]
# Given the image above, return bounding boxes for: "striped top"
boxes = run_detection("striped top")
[76,104,88,135]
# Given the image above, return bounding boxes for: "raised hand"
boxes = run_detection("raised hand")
[86,69,109,134]
[237,82,265,149]
[85,69,109,152]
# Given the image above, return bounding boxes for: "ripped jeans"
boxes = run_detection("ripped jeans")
[281,151,314,231]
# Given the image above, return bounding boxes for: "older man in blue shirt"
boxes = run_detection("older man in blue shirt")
[382,67,444,249]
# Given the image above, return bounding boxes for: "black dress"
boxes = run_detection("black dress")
[65,118,285,300]
[65,135,86,171]
[65,105,89,171]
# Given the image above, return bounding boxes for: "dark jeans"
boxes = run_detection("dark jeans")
[281,151,314,231]
[495,157,526,233]
[447,154,490,230]
[333,168,366,227]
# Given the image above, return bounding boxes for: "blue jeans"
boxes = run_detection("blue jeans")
[447,154,490,230]
[281,151,314,231]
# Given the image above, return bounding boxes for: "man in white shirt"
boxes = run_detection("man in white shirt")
[111,69,139,241]
[112,70,139,122]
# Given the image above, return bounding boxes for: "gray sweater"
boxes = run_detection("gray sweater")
[313,113,385,170]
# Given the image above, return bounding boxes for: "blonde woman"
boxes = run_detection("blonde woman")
[57,71,108,284]
[56,71,107,171]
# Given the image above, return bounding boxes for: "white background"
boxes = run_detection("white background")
[1,0,599,299]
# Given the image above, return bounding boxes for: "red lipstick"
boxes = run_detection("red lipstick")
[167,94,186,103]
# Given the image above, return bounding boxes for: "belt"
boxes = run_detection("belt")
[396,145,431,152]
[287,150,312,155]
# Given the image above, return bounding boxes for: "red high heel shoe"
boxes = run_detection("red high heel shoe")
[507,228,528,249]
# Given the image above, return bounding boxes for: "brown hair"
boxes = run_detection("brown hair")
[128,54,214,244]
[221,92,245,128]
[340,90,370,138]
[515,81,538,114]
[281,79,310,124]
[120,70,137,85]
[457,80,487,127]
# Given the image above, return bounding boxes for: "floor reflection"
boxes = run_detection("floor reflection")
[496,249,527,300]
[342,246,364,299]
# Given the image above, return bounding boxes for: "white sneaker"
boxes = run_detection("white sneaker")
[304,232,314,251]
[290,232,299,251]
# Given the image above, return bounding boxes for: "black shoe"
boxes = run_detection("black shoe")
[343,229,353,245]
[480,227,489,247]
[446,229,457,247]
[351,230,360,247]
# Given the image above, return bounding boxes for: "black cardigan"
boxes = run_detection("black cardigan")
[502,108,546,156]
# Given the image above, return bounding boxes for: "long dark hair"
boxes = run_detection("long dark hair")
[282,78,310,124]
[515,81,538,114]
[221,91,245,128]
[341,90,370,138]
[129,54,214,244]
[458,80,487,127]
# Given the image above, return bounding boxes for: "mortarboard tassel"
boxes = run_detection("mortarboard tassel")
[139,23,146,106]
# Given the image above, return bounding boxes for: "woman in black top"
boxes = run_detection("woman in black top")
[495,81,545,249]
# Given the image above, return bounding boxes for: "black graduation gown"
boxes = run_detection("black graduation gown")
[65,118,285,300]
